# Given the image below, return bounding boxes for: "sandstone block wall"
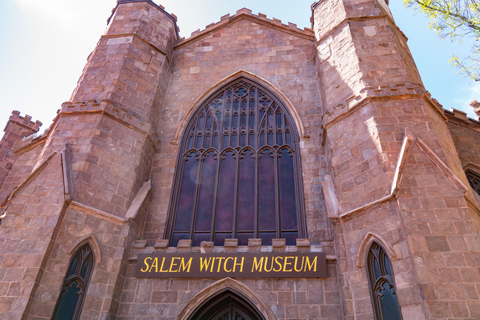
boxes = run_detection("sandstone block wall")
[446,111,480,167]
[312,0,480,318]
[34,0,177,219]
[1,0,480,319]
[147,10,329,246]
[116,242,341,320]
[0,153,65,319]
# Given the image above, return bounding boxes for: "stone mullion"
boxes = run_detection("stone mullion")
[210,150,222,243]
[232,150,240,239]
[253,87,260,239]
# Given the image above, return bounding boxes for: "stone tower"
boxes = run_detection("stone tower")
[0,0,178,318]
[313,0,480,318]
[0,0,479,319]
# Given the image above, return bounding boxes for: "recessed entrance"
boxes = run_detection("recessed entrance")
[188,291,264,320]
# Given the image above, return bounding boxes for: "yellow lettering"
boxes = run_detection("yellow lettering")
[234,257,244,272]
[148,257,158,272]
[283,256,293,272]
[294,256,305,272]
[160,257,169,272]
[251,257,264,272]
[216,257,226,272]
[274,256,283,272]
[305,256,318,272]
[141,257,151,272]
[200,257,212,272]
[224,257,233,272]
[264,257,274,272]
[210,257,215,272]
[179,257,192,272]
[169,257,180,272]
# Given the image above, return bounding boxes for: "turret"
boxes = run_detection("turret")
[38,0,177,217]
[314,0,480,318]
[0,111,42,200]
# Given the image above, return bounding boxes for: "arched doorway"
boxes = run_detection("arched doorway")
[189,290,264,320]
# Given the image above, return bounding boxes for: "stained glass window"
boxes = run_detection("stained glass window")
[52,244,94,320]
[167,78,305,246]
[367,242,402,320]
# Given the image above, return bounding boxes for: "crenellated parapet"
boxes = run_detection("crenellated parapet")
[60,100,152,135]
[128,238,335,258]
[0,111,42,192]
[176,7,314,48]
[4,110,42,135]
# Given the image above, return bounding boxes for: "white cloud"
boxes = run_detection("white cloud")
[452,82,480,119]
[8,0,115,25]
[8,0,74,23]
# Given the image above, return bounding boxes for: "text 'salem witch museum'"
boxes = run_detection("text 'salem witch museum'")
[1,0,480,319]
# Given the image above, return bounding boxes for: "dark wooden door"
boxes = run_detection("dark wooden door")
[206,303,255,320]
[193,294,261,320]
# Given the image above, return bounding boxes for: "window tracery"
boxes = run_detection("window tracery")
[366,242,402,320]
[52,244,94,320]
[466,169,480,196]
[166,78,305,246]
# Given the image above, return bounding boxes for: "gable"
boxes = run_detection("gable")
[175,11,315,50]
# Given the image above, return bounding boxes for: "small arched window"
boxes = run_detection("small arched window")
[52,244,94,320]
[166,78,305,247]
[366,242,402,320]
[466,169,480,196]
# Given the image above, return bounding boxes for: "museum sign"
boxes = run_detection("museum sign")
[135,252,327,278]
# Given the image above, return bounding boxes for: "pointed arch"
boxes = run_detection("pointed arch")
[165,76,306,246]
[67,234,102,265]
[366,242,403,320]
[357,232,397,268]
[173,70,305,144]
[177,278,277,320]
[52,243,95,320]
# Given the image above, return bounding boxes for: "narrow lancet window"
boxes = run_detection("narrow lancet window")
[166,77,305,246]
[367,242,402,320]
[52,244,94,320]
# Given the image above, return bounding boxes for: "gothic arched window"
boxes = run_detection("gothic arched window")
[166,78,305,247]
[52,244,94,320]
[466,169,480,196]
[367,242,402,320]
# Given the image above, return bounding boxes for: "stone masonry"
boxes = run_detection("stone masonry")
[1,0,480,319]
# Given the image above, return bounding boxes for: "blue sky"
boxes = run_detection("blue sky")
[0,0,478,133]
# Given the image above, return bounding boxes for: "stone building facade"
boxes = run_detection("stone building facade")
[1,0,480,319]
